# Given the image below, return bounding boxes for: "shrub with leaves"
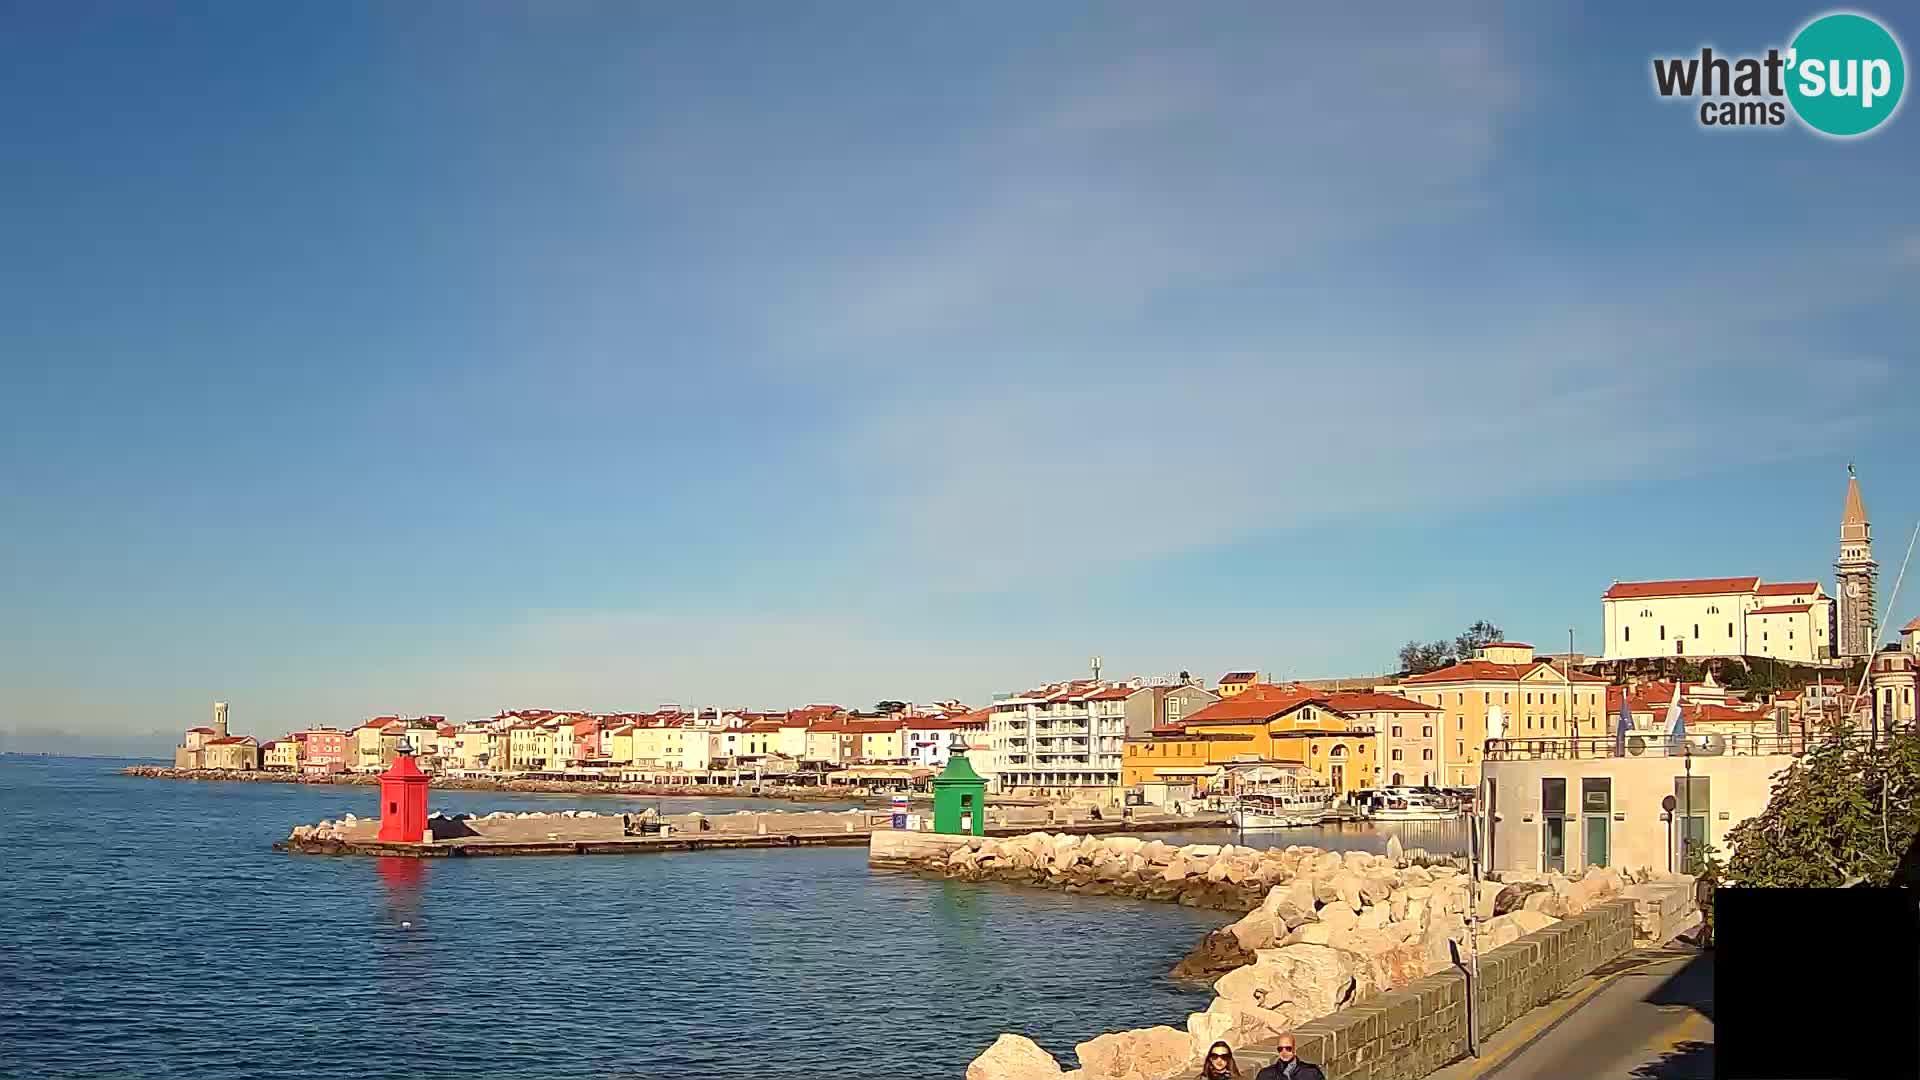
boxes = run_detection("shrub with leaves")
[1722,729,1920,888]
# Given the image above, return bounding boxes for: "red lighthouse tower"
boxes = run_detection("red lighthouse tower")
[376,738,431,843]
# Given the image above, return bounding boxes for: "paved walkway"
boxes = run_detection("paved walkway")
[1428,946,1713,1080]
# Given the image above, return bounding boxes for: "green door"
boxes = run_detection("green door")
[1584,814,1610,868]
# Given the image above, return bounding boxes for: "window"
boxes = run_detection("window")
[1504,693,1511,704]
[1457,693,1465,705]
[1167,699,1183,722]
[1526,693,1533,705]
[1457,717,1464,730]
[1707,605,1719,614]
[1456,740,1465,755]
[1422,749,1433,760]
[1728,622,1734,637]
[1659,625,1666,640]
[1422,725,1433,738]
[1693,624,1699,638]
[1392,725,1402,737]
[1624,627,1631,642]
[1526,718,1533,729]
[1483,692,1490,704]
[1391,749,1402,761]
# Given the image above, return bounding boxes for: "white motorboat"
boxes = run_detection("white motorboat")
[1366,787,1460,822]
[1229,782,1336,830]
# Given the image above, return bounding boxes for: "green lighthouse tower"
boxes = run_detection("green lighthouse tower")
[931,733,987,836]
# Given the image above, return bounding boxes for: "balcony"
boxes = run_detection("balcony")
[1483,732,1805,761]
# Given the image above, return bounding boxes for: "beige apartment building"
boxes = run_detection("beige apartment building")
[1479,734,1796,874]
[1328,691,1443,788]
[1386,643,1609,788]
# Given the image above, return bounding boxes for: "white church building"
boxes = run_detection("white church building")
[1601,577,1834,663]
[1599,468,1879,667]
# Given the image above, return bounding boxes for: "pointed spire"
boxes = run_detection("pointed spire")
[1843,467,1869,528]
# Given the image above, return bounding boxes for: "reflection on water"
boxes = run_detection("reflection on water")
[375,856,427,924]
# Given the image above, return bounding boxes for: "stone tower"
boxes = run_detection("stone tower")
[213,701,230,740]
[1836,465,1878,657]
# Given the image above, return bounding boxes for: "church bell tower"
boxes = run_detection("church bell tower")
[1836,464,1878,658]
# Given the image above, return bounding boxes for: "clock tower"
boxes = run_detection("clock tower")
[1836,464,1878,658]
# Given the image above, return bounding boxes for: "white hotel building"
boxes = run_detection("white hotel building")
[1600,576,1835,664]
[988,680,1132,797]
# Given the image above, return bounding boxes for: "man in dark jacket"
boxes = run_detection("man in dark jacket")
[1254,1035,1326,1080]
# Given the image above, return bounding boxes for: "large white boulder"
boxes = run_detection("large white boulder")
[1228,909,1284,952]
[967,1035,1064,1080]
[1215,943,1378,1028]
[1075,1025,1196,1080]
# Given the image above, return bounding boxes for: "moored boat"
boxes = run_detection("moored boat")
[1366,786,1460,822]
[1229,781,1336,830]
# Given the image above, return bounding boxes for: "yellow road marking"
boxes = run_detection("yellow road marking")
[1446,957,1689,1080]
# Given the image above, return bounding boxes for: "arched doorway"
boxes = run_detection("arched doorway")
[1328,744,1346,793]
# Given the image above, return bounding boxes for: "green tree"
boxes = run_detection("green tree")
[1721,728,1920,887]
[1397,639,1454,675]
[1453,620,1504,660]
[874,700,908,716]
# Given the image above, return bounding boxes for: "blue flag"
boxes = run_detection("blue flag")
[1664,682,1686,751]
[1615,688,1631,757]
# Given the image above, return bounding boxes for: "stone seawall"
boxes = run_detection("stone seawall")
[932,832,1688,1080]
[1281,897,1637,1080]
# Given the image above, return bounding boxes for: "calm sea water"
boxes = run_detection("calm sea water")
[0,757,1464,1080]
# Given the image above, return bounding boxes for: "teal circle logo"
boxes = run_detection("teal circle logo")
[1787,12,1906,136]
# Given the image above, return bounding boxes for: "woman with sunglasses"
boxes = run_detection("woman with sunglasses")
[1199,1041,1242,1079]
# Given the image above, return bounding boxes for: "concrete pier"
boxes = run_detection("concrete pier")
[278,808,1229,858]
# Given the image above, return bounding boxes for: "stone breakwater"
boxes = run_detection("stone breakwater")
[121,765,854,800]
[287,806,879,849]
[890,830,1467,915]
[901,832,1684,1080]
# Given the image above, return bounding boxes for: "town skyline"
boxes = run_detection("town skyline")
[8,456,1914,756]
[4,2,1918,748]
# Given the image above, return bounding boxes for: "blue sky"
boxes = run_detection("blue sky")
[3,1,1917,749]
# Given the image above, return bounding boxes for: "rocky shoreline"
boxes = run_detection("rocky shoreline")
[888,832,1679,1080]
[118,765,865,800]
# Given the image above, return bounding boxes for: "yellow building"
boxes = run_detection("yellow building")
[605,724,637,766]
[1216,671,1260,698]
[263,739,300,771]
[351,721,393,773]
[203,735,260,771]
[1123,686,1377,797]
[1386,642,1610,788]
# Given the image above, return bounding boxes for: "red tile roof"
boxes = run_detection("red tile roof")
[1219,671,1259,683]
[187,727,214,734]
[1402,660,1606,685]
[1700,704,1770,722]
[1086,685,1137,701]
[1750,604,1813,615]
[1322,691,1439,713]
[206,736,254,746]
[1603,577,1759,600]
[844,719,905,734]
[907,718,960,730]
[1486,642,1533,650]
[1181,687,1325,724]
[1903,616,1920,633]
[1757,582,1819,596]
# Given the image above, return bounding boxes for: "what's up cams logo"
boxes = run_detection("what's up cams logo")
[1652,10,1906,136]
